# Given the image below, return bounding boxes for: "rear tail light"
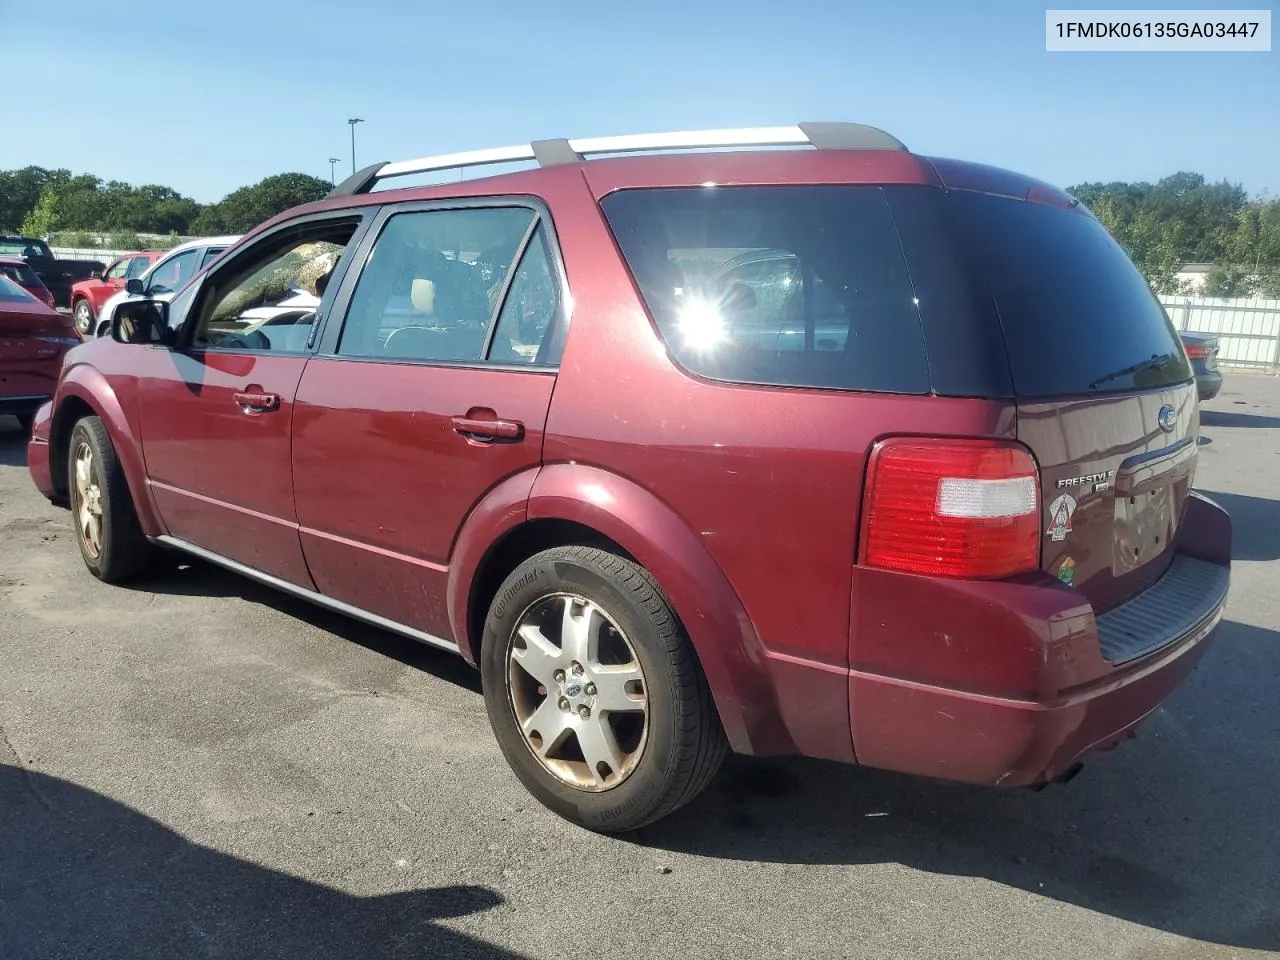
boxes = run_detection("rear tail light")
[860,439,1041,579]
[1183,342,1210,359]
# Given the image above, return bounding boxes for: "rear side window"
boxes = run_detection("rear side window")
[0,262,42,288]
[601,187,930,393]
[942,191,1191,396]
[0,274,34,302]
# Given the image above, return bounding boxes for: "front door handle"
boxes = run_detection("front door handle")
[451,415,523,441]
[233,391,281,413]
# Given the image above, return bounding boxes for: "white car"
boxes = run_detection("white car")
[93,235,241,338]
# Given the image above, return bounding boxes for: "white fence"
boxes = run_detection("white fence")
[48,247,136,263]
[1159,295,1280,371]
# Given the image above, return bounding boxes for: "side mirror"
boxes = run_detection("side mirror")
[112,299,171,346]
[125,277,145,295]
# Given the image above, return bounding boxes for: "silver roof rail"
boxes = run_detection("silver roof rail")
[327,122,906,197]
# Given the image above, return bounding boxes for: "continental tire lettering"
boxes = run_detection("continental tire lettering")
[492,567,541,621]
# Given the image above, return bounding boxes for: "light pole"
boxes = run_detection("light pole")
[347,118,364,175]
[328,157,341,186]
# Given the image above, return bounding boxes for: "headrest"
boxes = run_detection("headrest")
[410,278,436,315]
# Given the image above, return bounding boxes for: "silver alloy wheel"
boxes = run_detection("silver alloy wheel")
[73,300,93,335]
[507,593,649,791]
[73,441,104,558]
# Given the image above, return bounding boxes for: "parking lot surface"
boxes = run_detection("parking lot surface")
[1,376,1278,960]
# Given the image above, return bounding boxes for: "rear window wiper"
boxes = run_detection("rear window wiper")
[1088,353,1176,390]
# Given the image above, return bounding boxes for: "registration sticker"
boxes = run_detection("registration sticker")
[1047,493,1077,542]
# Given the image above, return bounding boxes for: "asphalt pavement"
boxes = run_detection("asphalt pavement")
[1,375,1278,959]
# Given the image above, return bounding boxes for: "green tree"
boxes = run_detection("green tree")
[212,173,331,232]
[20,188,61,236]
[1203,264,1255,298]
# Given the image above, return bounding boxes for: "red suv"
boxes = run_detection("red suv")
[27,124,1232,831]
[68,250,164,337]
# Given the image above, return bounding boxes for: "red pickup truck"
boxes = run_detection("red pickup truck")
[68,250,163,337]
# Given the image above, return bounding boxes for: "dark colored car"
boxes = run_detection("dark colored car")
[68,250,164,337]
[0,274,80,433]
[0,256,58,310]
[0,236,104,309]
[26,124,1232,832]
[1180,332,1223,401]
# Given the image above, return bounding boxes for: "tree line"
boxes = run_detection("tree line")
[1068,172,1279,297]
[2,164,1277,298]
[0,167,332,250]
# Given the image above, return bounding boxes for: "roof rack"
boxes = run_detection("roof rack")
[327,122,907,198]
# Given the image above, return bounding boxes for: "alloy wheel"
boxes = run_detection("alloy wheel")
[72,441,104,558]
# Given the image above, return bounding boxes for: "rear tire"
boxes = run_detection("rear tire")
[481,546,727,832]
[72,298,95,337]
[67,416,155,583]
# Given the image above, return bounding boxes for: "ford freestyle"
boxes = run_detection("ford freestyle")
[27,124,1232,831]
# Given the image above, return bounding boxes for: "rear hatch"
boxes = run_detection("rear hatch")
[0,276,72,364]
[940,187,1198,612]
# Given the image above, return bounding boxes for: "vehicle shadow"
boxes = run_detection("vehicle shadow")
[123,556,484,695]
[0,764,523,959]
[0,417,28,466]
[1198,489,1280,561]
[1200,409,1280,430]
[632,619,1280,953]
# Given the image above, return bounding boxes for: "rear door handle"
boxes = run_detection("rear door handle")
[451,415,523,441]
[233,391,281,413]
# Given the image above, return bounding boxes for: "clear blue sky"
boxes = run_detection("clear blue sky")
[2,0,1275,202]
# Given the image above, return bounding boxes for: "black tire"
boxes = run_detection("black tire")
[481,546,727,832]
[72,298,95,337]
[67,416,155,583]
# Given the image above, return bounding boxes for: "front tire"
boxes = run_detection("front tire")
[72,298,95,337]
[481,546,727,832]
[67,416,154,582]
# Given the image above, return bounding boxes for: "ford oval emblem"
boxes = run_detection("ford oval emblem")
[1158,404,1177,433]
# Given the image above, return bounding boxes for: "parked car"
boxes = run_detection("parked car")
[26,124,1232,832]
[0,236,104,308]
[92,236,240,338]
[1179,332,1223,401]
[0,274,80,433]
[69,250,164,337]
[0,256,58,310]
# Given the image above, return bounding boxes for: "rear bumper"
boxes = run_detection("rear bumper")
[835,492,1230,786]
[1196,371,1222,401]
[26,401,55,500]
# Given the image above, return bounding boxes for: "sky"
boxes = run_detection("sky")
[1,0,1276,203]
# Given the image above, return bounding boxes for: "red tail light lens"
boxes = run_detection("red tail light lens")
[860,439,1041,579]
[1182,342,1209,359]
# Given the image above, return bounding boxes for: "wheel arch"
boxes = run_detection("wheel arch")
[50,370,164,537]
[449,462,793,757]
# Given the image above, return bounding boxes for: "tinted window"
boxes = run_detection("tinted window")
[0,240,47,258]
[488,225,561,364]
[0,262,42,287]
[338,207,535,364]
[201,247,227,269]
[943,190,1191,396]
[105,258,131,280]
[600,187,929,393]
[125,256,152,279]
[0,274,34,302]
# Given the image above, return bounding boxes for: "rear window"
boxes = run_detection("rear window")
[0,262,43,288]
[601,186,930,393]
[942,190,1191,396]
[0,274,35,302]
[0,240,46,258]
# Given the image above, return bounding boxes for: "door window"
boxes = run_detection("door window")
[125,255,153,279]
[104,258,131,280]
[337,206,561,365]
[146,249,200,295]
[189,219,359,353]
